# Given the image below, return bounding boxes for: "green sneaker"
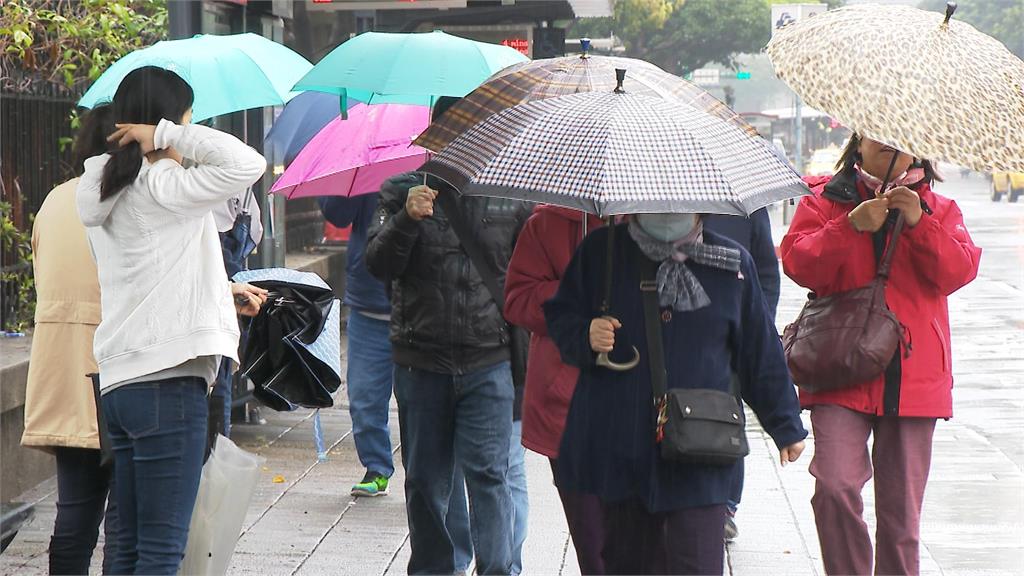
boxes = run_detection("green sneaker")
[351,471,389,497]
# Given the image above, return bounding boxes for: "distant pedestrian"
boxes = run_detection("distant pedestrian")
[544,214,807,575]
[23,104,118,576]
[703,207,780,541]
[504,205,606,574]
[209,185,263,437]
[366,97,532,575]
[781,134,981,575]
[76,66,267,575]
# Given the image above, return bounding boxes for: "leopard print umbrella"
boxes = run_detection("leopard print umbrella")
[767,3,1024,173]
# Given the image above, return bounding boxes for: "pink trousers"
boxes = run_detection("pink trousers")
[809,405,937,576]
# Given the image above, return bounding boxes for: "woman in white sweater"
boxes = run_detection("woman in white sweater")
[76,66,267,575]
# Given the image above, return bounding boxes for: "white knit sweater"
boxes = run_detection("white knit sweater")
[77,120,267,391]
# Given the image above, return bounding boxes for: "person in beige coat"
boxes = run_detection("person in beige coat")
[22,105,119,575]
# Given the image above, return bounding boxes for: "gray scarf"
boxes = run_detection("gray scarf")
[627,218,743,311]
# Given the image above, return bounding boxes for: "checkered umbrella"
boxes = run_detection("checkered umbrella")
[421,89,808,218]
[414,52,755,153]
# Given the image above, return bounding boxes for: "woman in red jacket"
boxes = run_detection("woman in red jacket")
[504,205,605,574]
[781,135,981,576]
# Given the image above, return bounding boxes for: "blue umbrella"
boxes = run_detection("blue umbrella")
[265,91,357,166]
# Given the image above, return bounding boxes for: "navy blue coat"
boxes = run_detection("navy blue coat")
[704,208,780,320]
[318,194,391,314]
[543,225,806,513]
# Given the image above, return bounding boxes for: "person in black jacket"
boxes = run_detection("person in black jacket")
[703,207,780,542]
[366,98,532,576]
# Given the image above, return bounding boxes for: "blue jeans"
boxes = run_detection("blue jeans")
[394,362,514,575]
[449,466,473,573]
[102,378,208,575]
[346,311,395,477]
[50,448,118,575]
[508,420,528,575]
[728,458,743,513]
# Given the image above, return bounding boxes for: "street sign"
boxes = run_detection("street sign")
[692,68,719,87]
[736,71,752,80]
[771,3,827,37]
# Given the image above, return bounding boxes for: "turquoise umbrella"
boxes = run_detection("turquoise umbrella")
[78,33,312,122]
[292,30,529,107]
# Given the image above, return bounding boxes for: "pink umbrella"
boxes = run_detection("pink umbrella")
[270,103,430,198]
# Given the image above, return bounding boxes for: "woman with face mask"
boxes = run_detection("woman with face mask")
[780,135,981,575]
[76,66,268,575]
[543,212,807,575]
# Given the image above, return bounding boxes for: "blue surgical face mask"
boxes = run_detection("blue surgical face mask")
[636,213,698,242]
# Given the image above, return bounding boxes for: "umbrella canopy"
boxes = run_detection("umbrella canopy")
[766,3,1024,173]
[78,33,312,122]
[265,91,357,166]
[232,268,341,412]
[292,30,529,106]
[422,89,808,218]
[416,52,755,153]
[270,103,430,199]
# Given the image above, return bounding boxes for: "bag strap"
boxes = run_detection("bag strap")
[434,187,505,308]
[636,242,741,405]
[639,255,667,400]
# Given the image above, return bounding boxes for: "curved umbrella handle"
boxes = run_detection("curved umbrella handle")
[596,346,640,372]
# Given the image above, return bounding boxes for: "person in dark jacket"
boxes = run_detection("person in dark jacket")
[319,193,401,496]
[366,99,533,576]
[544,213,807,575]
[703,207,780,541]
[320,192,474,569]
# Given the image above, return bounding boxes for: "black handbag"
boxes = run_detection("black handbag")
[638,250,748,466]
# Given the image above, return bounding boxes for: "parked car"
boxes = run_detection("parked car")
[991,171,1024,203]
[805,145,841,177]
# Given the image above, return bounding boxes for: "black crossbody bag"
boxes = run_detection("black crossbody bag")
[637,248,748,466]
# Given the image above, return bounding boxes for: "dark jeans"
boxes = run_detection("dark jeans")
[210,358,233,437]
[50,448,118,575]
[394,362,514,576]
[102,378,208,575]
[602,500,726,575]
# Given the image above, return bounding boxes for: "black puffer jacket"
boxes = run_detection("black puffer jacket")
[366,172,532,377]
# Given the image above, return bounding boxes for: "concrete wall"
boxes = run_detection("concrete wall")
[0,337,55,504]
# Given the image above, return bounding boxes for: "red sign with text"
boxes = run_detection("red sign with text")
[501,38,530,56]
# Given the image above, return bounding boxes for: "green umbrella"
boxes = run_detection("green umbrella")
[78,33,312,122]
[292,30,529,107]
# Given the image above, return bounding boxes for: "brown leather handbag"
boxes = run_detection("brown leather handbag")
[782,215,910,393]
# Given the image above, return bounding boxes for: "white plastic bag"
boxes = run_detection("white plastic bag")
[179,434,264,576]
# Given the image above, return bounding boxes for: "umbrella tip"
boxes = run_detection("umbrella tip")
[614,68,626,93]
[580,38,591,58]
[943,2,957,25]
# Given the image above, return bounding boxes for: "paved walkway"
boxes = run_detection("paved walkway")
[3,176,1022,575]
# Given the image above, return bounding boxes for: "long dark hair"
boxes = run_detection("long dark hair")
[99,66,194,200]
[72,104,114,176]
[836,133,943,186]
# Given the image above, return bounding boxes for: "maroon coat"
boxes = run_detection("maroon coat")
[781,175,981,418]
[504,206,604,458]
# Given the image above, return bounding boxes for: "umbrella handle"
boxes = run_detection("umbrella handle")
[596,346,640,371]
[943,2,957,25]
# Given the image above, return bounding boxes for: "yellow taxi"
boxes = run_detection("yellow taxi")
[991,171,1024,202]
[805,145,842,177]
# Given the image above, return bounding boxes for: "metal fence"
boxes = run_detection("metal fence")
[1,86,77,330]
